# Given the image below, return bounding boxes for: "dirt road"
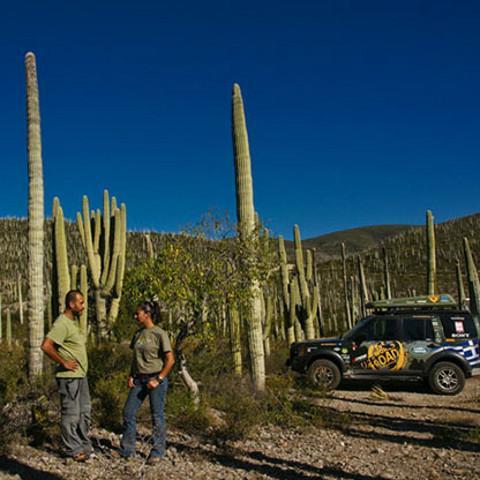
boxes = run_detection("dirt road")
[1,378,479,479]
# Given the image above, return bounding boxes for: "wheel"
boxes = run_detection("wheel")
[307,359,341,390]
[428,361,465,395]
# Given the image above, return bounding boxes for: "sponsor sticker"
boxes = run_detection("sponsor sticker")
[454,321,465,334]
[361,341,407,371]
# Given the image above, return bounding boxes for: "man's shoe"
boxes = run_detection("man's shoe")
[146,455,163,465]
[72,452,87,462]
[111,450,133,460]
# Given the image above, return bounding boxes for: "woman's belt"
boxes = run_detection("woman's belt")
[135,371,161,379]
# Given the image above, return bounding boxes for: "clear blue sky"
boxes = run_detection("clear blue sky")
[1,0,479,239]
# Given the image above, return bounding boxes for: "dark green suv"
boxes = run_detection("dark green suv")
[287,294,480,395]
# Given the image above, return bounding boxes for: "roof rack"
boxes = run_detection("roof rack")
[367,294,457,311]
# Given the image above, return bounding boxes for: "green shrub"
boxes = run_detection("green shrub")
[0,343,26,404]
[166,385,210,433]
[88,343,132,431]
[92,371,129,432]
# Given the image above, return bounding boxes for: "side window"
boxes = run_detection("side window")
[440,314,477,339]
[352,321,372,343]
[371,317,400,341]
[403,318,425,341]
[403,317,435,341]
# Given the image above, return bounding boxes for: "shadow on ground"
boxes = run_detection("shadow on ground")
[0,457,64,480]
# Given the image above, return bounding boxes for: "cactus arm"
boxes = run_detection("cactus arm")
[76,212,86,251]
[100,190,111,285]
[82,196,100,288]
[114,203,127,298]
[93,209,101,254]
[54,205,71,311]
[104,208,121,293]
[71,264,78,290]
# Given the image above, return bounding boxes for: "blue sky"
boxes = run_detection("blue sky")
[1,0,479,239]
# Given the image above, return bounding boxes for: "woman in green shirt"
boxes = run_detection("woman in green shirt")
[120,301,175,463]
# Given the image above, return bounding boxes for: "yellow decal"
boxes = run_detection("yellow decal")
[363,341,406,371]
[428,295,439,303]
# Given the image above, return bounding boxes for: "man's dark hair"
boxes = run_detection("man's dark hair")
[65,290,84,310]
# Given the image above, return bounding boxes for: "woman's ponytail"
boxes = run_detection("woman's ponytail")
[151,301,161,324]
[138,299,161,324]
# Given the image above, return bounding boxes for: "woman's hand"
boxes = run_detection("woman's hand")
[127,376,135,389]
[147,378,160,390]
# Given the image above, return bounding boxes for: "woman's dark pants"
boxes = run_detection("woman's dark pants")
[120,377,168,458]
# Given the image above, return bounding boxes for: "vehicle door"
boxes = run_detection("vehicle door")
[400,315,441,374]
[349,316,403,375]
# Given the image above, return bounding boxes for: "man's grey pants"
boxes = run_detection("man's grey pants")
[57,377,92,457]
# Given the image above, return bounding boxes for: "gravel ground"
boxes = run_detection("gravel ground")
[1,377,479,480]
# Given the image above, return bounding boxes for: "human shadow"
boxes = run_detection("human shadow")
[0,457,64,480]
[326,395,480,415]
[168,441,388,480]
[337,409,480,452]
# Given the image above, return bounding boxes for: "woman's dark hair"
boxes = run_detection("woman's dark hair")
[138,300,161,323]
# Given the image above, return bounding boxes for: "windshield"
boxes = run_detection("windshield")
[342,316,373,340]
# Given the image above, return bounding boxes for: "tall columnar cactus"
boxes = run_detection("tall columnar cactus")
[77,190,126,340]
[426,210,436,295]
[232,83,265,391]
[350,275,357,324]
[383,247,392,299]
[25,52,44,378]
[463,238,480,316]
[228,301,242,375]
[6,309,12,345]
[144,233,155,259]
[455,258,466,310]
[311,249,324,337]
[278,235,295,345]
[79,264,88,336]
[357,256,369,317]
[16,274,24,325]
[262,290,273,358]
[290,275,304,342]
[293,225,315,339]
[341,243,352,330]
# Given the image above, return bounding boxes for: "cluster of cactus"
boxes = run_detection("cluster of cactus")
[76,190,127,340]
[277,225,323,344]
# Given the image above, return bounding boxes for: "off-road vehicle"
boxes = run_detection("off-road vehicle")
[287,294,480,395]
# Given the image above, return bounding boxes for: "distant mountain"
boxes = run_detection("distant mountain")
[316,213,480,332]
[284,224,418,261]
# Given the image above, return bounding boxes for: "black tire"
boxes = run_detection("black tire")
[428,361,466,395]
[307,359,341,390]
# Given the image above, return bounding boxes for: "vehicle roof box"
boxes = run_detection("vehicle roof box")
[367,294,457,311]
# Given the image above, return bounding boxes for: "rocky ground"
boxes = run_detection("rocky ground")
[1,377,479,480]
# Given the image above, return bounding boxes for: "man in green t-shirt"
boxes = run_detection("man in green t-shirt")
[42,290,91,461]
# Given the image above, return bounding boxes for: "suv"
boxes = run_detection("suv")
[287,294,480,395]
